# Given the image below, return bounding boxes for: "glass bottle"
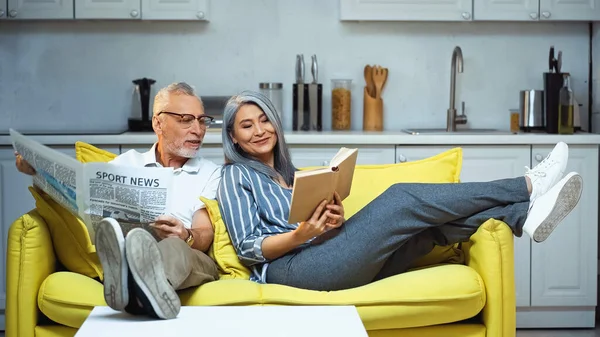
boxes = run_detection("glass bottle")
[558,74,574,135]
[331,79,352,130]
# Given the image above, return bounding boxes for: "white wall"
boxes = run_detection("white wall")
[0,0,592,134]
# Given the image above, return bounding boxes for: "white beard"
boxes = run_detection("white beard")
[165,139,200,159]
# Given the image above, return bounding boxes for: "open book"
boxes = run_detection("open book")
[288,147,358,224]
[10,129,173,243]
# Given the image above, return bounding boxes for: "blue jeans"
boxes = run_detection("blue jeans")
[266,177,530,291]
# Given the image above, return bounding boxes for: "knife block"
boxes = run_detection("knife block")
[363,87,383,131]
[544,72,563,134]
[292,83,309,131]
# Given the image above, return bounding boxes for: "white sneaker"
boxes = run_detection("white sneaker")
[95,218,129,311]
[525,142,569,203]
[523,172,583,243]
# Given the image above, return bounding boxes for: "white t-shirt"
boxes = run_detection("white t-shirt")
[110,143,222,228]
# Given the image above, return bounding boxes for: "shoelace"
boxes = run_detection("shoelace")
[525,166,547,177]
[525,153,555,178]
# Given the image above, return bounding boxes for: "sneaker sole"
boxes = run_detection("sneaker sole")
[126,229,180,319]
[95,218,128,311]
[531,173,583,243]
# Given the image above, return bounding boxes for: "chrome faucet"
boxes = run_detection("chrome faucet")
[447,46,467,132]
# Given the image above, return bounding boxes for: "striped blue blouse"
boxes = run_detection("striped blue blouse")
[216,163,306,283]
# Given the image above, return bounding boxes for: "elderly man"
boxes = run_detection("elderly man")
[15,82,221,320]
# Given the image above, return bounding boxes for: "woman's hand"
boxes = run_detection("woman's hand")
[293,199,330,243]
[324,191,345,229]
[152,214,188,240]
[14,152,36,175]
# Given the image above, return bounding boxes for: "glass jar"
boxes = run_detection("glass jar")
[259,83,283,119]
[331,79,352,130]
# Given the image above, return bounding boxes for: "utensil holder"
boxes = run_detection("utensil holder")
[363,87,383,131]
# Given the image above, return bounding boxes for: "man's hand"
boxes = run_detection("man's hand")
[14,152,36,175]
[152,214,188,240]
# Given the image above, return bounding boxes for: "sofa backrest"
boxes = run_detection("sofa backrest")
[29,142,466,281]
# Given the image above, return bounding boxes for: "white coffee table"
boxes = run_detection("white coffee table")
[76,305,368,337]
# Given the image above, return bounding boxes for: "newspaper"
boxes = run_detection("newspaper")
[10,129,173,243]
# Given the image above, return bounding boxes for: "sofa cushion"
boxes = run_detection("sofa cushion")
[28,187,103,280]
[38,272,106,329]
[39,264,484,330]
[343,147,462,218]
[180,264,485,330]
[27,142,118,280]
[75,141,118,163]
[201,197,251,280]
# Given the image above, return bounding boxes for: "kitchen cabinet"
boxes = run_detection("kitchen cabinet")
[396,145,533,308]
[473,0,600,21]
[538,0,600,21]
[395,144,599,328]
[289,145,395,168]
[74,0,207,19]
[140,0,207,20]
[3,0,73,19]
[75,0,140,19]
[526,145,598,327]
[474,0,540,21]
[339,0,474,21]
[0,0,208,19]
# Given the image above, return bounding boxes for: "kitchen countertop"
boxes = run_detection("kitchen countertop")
[2,130,600,146]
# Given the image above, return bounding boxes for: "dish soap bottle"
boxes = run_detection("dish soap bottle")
[558,74,574,135]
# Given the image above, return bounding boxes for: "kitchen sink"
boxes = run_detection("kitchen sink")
[401,128,509,135]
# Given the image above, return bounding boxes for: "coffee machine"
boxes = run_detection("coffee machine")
[128,77,156,132]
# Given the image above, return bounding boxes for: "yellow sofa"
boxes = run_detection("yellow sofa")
[6,144,516,337]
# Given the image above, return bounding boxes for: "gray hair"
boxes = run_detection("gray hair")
[222,90,297,186]
[153,82,204,117]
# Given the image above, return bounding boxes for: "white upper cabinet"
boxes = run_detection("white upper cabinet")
[474,0,541,20]
[75,0,140,19]
[340,0,474,21]
[6,0,73,19]
[539,0,600,21]
[74,0,206,19]
[474,0,600,20]
[141,0,208,20]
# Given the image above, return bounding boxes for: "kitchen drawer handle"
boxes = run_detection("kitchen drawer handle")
[196,11,205,19]
[8,9,16,18]
[535,154,543,162]
[530,12,538,20]
[398,155,407,163]
[322,160,329,166]
[461,12,471,20]
[0,10,5,17]
[541,11,551,19]
[130,9,139,17]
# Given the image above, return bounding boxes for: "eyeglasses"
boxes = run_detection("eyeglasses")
[157,111,215,129]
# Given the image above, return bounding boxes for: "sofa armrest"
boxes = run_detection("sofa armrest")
[6,210,57,337]
[462,219,516,337]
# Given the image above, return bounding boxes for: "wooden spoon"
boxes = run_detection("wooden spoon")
[364,65,375,98]
[372,65,387,99]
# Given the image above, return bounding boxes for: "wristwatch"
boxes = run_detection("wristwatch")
[185,228,195,247]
